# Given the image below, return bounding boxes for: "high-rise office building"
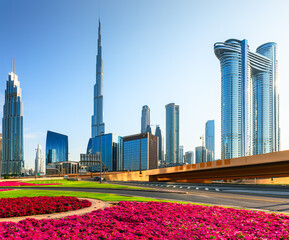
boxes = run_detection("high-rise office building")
[91,18,105,137]
[179,146,184,164]
[205,120,215,161]
[195,146,206,163]
[2,66,24,175]
[184,151,194,164]
[35,144,44,175]
[166,103,179,164]
[141,105,150,133]
[123,133,158,171]
[87,133,123,171]
[46,131,68,166]
[215,39,279,159]
[155,125,164,161]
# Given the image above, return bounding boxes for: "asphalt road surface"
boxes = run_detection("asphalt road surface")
[3,182,289,213]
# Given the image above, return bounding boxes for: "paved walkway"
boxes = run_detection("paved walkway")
[0,198,109,223]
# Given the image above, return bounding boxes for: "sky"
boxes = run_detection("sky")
[1,0,289,169]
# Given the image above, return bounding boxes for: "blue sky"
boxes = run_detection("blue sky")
[1,0,289,169]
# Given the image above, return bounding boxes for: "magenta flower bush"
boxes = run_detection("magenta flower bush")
[0,196,91,218]
[0,201,288,239]
[0,181,62,186]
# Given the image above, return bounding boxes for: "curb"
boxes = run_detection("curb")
[0,198,108,223]
[0,186,188,195]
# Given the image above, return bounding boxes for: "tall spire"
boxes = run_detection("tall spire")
[91,16,105,137]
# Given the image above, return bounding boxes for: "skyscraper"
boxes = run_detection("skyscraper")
[195,146,206,163]
[184,151,194,164]
[2,66,24,175]
[141,105,150,133]
[91,18,105,138]
[87,133,123,171]
[205,120,215,161]
[46,131,68,166]
[123,133,158,171]
[155,125,164,162]
[179,145,184,164]
[214,39,279,159]
[35,144,44,175]
[166,103,179,164]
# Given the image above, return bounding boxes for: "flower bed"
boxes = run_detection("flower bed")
[0,181,62,186]
[0,196,91,218]
[0,189,14,192]
[0,201,288,239]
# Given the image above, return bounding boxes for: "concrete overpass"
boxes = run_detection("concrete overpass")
[101,150,289,182]
[47,150,289,183]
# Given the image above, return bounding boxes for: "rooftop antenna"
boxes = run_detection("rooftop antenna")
[11,59,13,73]
[14,58,15,73]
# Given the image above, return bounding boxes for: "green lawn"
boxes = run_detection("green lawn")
[22,179,147,189]
[0,190,287,215]
[0,189,189,203]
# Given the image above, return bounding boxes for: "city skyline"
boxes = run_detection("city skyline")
[2,1,289,168]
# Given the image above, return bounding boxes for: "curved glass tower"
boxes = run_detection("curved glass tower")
[253,43,279,154]
[46,131,68,165]
[2,69,24,175]
[214,39,279,159]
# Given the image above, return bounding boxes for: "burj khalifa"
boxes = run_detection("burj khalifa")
[91,18,105,137]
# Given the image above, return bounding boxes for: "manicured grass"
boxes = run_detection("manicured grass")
[23,179,146,189]
[0,190,287,215]
[0,189,187,203]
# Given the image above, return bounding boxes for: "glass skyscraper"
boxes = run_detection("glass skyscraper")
[179,145,184,164]
[195,146,206,163]
[123,133,158,171]
[87,133,123,172]
[155,125,164,162]
[46,131,68,165]
[2,68,24,175]
[91,18,105,137]
[165,103,179,164]
[214,39,279,159]
[141,105,150,133]
[205,120,215,161]
[35,144,44,175]
[184,151,194,164]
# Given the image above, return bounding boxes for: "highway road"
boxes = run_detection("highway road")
[2,182,289,213]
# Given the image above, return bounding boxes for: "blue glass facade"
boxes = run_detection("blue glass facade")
[253,43,279,154]
[123,133,158,171]
[184,151,194,164]
[87,133,123,171]
[205,120,215,161]
[195,146,206,163]
[46,131,68,165]
[2,70,24,175]
[166,103,179,164]
[214,39,279,159]
[124,138,148,171]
